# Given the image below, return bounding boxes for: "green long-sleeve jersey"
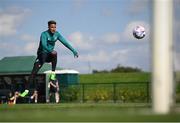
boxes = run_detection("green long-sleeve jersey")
[37,30,77,56]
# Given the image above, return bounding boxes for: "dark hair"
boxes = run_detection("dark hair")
[48,20,56,26]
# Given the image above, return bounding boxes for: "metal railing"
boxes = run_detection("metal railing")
[59,82,150,103]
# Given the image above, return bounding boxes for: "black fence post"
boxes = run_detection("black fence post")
[113,83,116,103]
[82,83,85,103]
[147,82,150,103]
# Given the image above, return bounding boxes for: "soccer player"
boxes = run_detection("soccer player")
[20,20,78,97]
[47,75,60,103]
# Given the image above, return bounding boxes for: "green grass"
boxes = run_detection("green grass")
[79,72,150,83]
[0,103,180,122]
[0,72,180,122]
[79,71,180,83]
[78,72,150,103]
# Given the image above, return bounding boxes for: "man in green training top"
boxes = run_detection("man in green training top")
[20,20,78,97]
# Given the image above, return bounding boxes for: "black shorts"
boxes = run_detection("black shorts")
[35,52,55,65]
[49,87,57,93]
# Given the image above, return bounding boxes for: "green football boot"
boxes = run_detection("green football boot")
[50,72,56,80]
[19,89,29,97]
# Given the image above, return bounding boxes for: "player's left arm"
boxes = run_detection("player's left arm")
[57,32,78,58]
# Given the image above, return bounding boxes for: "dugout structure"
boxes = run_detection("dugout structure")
[0,56,79,103]
[0,56,50,103]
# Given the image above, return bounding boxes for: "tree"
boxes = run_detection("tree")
[92,64,142,73]
[110,64,142,73]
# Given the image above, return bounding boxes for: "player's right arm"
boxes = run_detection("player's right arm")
[57,32,78,58]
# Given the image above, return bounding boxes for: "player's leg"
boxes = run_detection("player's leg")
[10,91,19,104]
[51,50,57,72]
[20,53,47,97]
[30,90,38,103]
[19,61,41,97]
[51,51,57,77]
[51,51,59,103]
[13,91,19,104]
[55,91,59,103]
[29,53,49,82]
[48,51,57,80]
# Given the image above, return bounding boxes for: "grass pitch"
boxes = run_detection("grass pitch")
[0,103,180,122]
[80,72,150,83]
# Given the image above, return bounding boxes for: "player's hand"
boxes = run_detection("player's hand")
[74,53,78,58]
[73,51,79,58]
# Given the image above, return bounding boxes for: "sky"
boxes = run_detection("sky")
[0,0,179,74]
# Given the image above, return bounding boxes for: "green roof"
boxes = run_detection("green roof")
[0,56,61,75]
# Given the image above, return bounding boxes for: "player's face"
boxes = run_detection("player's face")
[48,24,56,33]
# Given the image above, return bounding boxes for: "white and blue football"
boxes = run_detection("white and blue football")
[133,25,145,39]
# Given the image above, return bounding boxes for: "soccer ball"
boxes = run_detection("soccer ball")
[133,25,145,39]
